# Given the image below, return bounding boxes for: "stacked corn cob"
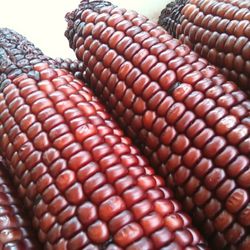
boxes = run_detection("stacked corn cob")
[0,159,40,249]
[159,0,250,96]
[65,1,250,249]
[0,28,206,249]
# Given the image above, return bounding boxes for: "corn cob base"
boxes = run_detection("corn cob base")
[65,1,250,249]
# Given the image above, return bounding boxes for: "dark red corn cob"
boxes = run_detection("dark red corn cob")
[0,28,207,249]
[65,1,250,249]
[159,0,250,96]
[0,159,40,249]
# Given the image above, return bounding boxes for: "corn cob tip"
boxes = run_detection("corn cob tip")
[65,0,113,25]
[0,28,59,84]
[158,0,187,37]
[65,0,113,49]
[159,0,187,16]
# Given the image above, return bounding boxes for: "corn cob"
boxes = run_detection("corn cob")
[65,1,250,249]
[159,0,250,96]
[0,28,207,249]
[0,159,40,249]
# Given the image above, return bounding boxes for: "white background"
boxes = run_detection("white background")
[0,0,171,59]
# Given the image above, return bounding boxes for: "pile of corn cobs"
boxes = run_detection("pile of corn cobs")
[0,0,249,249]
